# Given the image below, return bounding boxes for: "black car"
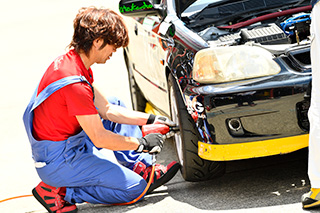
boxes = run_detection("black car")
[119,0,312,181]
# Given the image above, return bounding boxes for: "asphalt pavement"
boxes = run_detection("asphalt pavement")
[0,0,318,212]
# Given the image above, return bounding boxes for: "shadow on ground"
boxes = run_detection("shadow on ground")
[77,140,314,212]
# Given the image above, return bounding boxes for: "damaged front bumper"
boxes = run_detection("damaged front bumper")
[187,56,311,161]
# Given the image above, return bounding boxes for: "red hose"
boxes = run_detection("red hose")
[0,165,156,206]
[218,5,312,30]
[111,164,155,206]
[0,195,33,203]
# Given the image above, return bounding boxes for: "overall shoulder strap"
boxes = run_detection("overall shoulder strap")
[30,75,91,112]
[23,75,93,147]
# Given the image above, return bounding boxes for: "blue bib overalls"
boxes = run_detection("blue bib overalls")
[23,76,152,204]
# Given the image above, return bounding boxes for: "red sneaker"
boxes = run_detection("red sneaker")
[32,182,77,213]
[133,161,180,193]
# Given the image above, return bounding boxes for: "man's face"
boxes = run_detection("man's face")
[94,39,117,64]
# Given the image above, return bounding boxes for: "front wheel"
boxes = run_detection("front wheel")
[168,74,226,181]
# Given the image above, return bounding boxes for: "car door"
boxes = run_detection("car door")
[129,16,170,114]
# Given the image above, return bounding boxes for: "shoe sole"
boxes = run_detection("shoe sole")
[32,188,78,213]
[147,163,180,193]
[303,197,320,209]
[32,188,54,213]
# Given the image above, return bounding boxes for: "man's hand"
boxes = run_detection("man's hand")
[147,114,175,126]
[136,133,164,154]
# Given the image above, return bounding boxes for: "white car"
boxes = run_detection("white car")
[119,0,312,181]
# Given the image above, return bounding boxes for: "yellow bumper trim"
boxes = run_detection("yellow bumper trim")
[198,134,309,161]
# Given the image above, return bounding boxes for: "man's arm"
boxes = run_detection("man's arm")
[76,113,164,153]
[76,113,140,150]
[93,84,150,125]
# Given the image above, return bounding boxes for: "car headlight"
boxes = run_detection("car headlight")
[193,45,281,83]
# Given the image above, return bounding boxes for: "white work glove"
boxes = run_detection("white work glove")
[147,114,176,126]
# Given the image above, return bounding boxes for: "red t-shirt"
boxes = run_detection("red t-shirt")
[32,49,98,141]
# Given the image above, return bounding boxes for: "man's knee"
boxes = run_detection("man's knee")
[124,179,148,202]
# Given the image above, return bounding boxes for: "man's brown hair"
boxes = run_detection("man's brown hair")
[69,7,129,55]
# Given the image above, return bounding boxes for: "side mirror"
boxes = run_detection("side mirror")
[159,21,175,37]
[119,0,162,17]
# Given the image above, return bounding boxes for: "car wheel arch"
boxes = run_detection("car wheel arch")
[167,73,226,181]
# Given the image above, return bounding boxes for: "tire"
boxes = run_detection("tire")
[168,74,226,181]
[124,51,147,112]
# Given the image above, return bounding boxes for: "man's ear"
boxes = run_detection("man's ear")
[93,38,103,49]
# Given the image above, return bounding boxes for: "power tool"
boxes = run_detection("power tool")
[141,123,180,137]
